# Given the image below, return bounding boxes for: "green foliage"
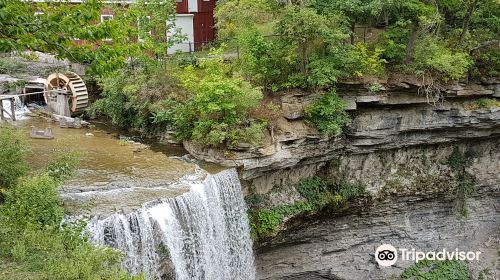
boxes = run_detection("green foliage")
[473,49,500,78]
[446,147,479,217]
[401,260,470,280]
[236,29,296,90]
[464,98,500,110]
[0,135,140,279]
[353,43,387,76]
[0,127,29,189]
[216,0,498,86]
[249,176,365,239]
[89,63,187,134]
[3,174,63,228]
[45,153,81,183]
[215,0,276,40]
[248,209,283,238]
[304,89,351,136]
[0,0,179,77]
[412,36,472,81]
[0,58,25,74]
[377,21,409,63]
[176,53,265,147]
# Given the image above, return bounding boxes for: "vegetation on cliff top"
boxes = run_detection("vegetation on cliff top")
[0,127,141,280]
[3,0,499,147]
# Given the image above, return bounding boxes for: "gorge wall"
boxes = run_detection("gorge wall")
[185,77,500,279]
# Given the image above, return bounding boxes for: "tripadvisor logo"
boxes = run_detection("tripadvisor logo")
[375,244,398,267]
[375,244,482,267]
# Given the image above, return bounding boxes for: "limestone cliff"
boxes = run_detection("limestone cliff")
[185,78,500,279]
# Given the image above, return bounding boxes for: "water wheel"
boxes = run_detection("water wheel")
[45,72,89,115]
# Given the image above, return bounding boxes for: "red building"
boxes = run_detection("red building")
[172,0,216,52]
[49,0,217,53]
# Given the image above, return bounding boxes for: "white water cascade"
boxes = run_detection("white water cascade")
[0,95,30,120]
[87,169,256,280]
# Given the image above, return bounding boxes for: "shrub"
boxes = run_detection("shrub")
[413,36,472,81]
[464,98,500,110]
[0,140,140,279]
[46,153,81,183]
[3,174,63,228]
[236,29,296,90]
[249,177,365,239]
[377,21,409,63]
[304,89,351,136]
[401,260,469,280]
[89,63,188,134]
[353,43,387,76]
[0,127,29,189]
[176,53,265,147]
[0,58,25,74]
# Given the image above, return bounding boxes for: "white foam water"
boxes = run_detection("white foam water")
[1,95,30,120]
[87,169,256,280]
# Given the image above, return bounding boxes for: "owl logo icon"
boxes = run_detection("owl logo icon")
[375,244,398,267]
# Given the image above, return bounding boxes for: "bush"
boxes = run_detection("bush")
[46,153,81,183]
[0,58,25,74]
[0,127,29,189]
[0,133,141,279]
[377,21,409,63]
[304,89,351,136]
[3,174,63,228]
[89,63,188,134]
[413,36,472,81]
[401,260,469,280]
[176,53,265,147]
[237,29,296,90]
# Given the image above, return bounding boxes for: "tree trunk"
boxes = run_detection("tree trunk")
[459,0,479,44]
[405,21,418,62]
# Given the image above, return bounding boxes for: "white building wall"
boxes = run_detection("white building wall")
[167,14,195,54]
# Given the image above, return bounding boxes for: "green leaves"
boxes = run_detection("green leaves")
[304,89,351,136]
[0,0,178,77]
[401,260,470,280]
[0,128,29,189]
[177,54,265,147]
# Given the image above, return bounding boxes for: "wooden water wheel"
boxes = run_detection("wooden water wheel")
[45,72,89,115]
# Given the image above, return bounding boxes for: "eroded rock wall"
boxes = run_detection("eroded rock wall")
[185,80,500,194]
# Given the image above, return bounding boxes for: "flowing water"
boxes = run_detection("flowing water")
[87,169,256,280]
[4,105,255,279]
[0,95,30,120]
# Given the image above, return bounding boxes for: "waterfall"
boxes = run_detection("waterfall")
[87,169,256,280]
[1,95,30,120]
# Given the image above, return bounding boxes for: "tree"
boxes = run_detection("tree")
[0,0,180,76]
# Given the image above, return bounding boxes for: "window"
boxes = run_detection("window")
[100,14,113,23]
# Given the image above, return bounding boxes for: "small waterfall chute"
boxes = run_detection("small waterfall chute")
[0,95,30,121]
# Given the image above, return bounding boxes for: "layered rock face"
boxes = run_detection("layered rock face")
[255,138,500,279]
[185,80,500,194]
[256,184,500,280]
[185,79,500,279]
